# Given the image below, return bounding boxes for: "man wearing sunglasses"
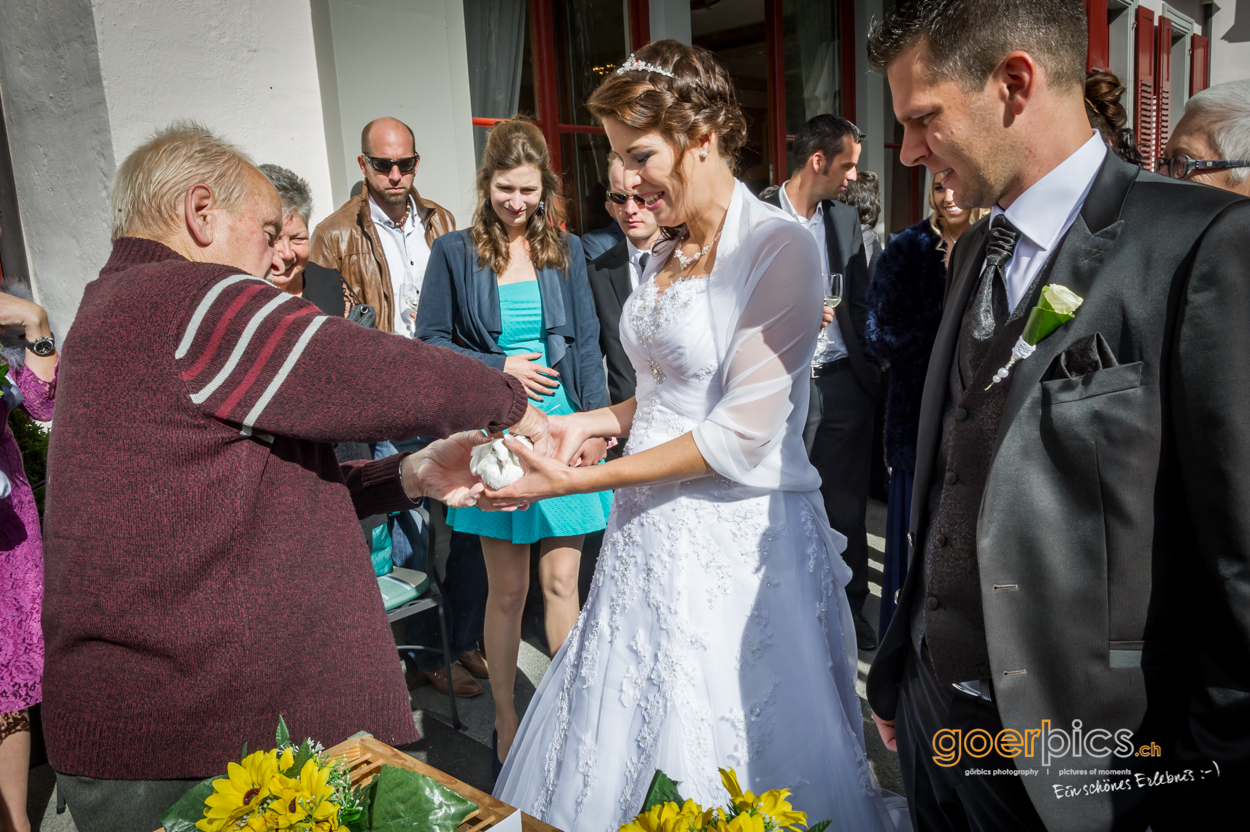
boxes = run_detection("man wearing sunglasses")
[1160,79,1250,197]
[311,116,456,335]
[586,158,662,408]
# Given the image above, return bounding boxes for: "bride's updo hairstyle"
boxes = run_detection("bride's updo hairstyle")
[587,40,748,180]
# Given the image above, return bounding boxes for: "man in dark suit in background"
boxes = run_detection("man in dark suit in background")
[586,158,661,407]
[764,114,882,651]
[866,2,1248,830]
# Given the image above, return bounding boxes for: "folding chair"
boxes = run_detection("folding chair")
[368,508,462,730]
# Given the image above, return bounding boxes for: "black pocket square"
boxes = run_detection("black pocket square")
[1047,332,1119,380]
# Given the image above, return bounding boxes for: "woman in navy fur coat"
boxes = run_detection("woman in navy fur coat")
[865,178,986,634]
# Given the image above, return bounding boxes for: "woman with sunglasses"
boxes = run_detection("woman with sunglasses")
[416,119,612,778]
[864,176,987,637]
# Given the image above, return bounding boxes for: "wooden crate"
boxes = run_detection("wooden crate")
[156,736,560,832]
[324,736,559,832]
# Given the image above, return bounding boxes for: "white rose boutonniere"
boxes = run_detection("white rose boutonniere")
[987,284,1085,389]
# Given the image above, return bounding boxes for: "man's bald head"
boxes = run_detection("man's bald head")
[361,117,416,157]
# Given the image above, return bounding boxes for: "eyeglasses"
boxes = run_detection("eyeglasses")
[1157,154,1250,180]
[607,191,647,206]
[364,154,420,174]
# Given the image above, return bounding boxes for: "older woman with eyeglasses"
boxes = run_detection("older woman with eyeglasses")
[1161,79,1250,197]
[258,164,372,324]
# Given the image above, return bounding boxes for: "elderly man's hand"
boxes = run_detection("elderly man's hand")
[509,404,553,457]
[403,433,491,508]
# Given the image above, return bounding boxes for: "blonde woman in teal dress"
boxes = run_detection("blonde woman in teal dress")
[416,120,612,777]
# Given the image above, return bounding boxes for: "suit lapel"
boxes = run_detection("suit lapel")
[609,259,633,308]
[990,154,1137,458]
[910,220,990,534]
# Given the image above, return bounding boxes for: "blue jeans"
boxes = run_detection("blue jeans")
[373,438,487,672]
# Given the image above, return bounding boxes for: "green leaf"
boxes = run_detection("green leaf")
[285,737,317,777]
[368,764,478,832]
[158,777,221,832]
[1021,306,1071,346]
[641,769,685,813]
[275,714,290,748]
[806,820,833,832]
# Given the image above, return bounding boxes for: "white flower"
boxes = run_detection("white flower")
[469,435,532,489]
[1042,284,1083,316]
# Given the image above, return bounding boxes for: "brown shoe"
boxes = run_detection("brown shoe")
[457,649,490,679]
[422,662,483,697]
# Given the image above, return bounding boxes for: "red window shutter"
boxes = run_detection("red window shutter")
[1191,34,1210,95]
[1155,16,1173,158]
[1134,6,1157,168]
[1086,0,1110,72]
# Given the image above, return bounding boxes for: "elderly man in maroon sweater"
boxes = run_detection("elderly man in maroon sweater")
[39,122,547,830]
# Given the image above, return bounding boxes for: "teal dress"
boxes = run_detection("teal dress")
[447,280,613,544]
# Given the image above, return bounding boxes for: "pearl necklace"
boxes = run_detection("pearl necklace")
[670,230,721,271]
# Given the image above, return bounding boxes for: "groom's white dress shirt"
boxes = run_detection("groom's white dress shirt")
[990,131,1107,312]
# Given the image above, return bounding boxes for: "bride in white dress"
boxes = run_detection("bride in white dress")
[485,40,899,832]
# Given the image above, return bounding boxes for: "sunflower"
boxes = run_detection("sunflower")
[621,799,704,832]
[197,750,279,832]
[754,789,806,831]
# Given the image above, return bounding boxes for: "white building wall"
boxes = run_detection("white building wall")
[1209,0,1250,85]
[0,0,116,338]
[90,0,336,228]
[650,0,693,45]
[314,0,478,228]
[0,0,338,337]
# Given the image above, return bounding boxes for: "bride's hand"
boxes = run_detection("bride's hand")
[481,435,576,508]
[547,413,593,464]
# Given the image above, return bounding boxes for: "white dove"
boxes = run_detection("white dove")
[469,435,532,490]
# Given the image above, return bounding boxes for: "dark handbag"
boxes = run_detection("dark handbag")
[347,303,377,329]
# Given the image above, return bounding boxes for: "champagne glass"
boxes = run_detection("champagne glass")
[399,282,421,336]
[818,271,843,342]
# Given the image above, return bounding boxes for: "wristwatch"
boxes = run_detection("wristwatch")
[24,335,55,357]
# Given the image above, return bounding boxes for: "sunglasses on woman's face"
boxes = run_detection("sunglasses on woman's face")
[1157,154,1250,180]
[364,154,420,174]
[607,191,648,206]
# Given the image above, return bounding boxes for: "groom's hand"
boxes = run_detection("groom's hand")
[872,711,897,752]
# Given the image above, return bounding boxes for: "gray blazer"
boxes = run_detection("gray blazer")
[415,229,608,413]
[867,152,1250,828]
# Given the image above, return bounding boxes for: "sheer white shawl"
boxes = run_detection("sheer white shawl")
[666,181,855,655]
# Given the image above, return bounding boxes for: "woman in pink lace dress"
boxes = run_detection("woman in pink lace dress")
[0,285,57,832]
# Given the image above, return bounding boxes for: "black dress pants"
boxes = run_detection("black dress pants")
[806,367,875,614]
[896,643,1047,832]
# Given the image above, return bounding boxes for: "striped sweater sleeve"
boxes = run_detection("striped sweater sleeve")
[173,274,528,442]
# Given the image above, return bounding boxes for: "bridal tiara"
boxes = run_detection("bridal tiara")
[616,54,675,78]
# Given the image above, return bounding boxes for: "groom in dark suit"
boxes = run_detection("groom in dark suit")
[866,1,1248,830]
[764,115,882,650]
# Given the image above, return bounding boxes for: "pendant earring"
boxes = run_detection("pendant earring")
[537,201,546,214]
[486,196,492,207]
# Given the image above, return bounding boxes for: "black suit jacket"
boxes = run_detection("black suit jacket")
[585,239,637,405]
[867,152,1250,828]
[762,190,879,394]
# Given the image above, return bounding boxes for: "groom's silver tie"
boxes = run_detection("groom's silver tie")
[971,215,1021,340]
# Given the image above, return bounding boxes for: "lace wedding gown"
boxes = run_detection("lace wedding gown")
[494,182,899,832]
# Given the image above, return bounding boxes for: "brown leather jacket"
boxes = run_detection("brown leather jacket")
[309,188,455,333]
